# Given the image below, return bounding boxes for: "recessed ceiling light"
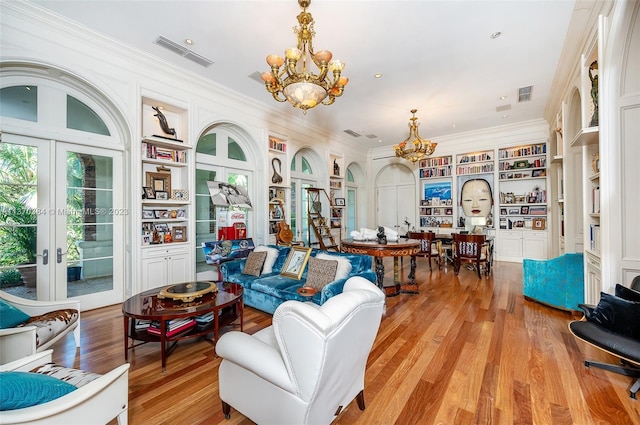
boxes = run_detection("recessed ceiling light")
[374,73,382,78]
[490,31,502,39]
[184,39,194,45]
[502,114,509,118]
[378,140,382,143]
[452,124,456,128]
[499,95,507,100]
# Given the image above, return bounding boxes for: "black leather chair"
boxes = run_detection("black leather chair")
[568,280,640,399]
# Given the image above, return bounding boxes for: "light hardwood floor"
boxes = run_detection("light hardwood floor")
[51,259,640,425]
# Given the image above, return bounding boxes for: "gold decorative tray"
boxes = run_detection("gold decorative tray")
[158,281,218,302]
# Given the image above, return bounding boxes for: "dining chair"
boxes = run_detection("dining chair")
[452,233,490,278]
[407,231,441,270]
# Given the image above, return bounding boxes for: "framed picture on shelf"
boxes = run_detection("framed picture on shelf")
[155,191,169,200]
[142,209,155,219]
[281,246,312,279]
[508,208,520,215]
[532,169,546,177]
[142,233,151,246]
[177,209,186,218]
[171,189,188,201]
[529,205,547,215]
[520,206,529,214]
[143,186,155,199]
[145,171,171,194]
[276,188,286,201]
[334,198,345,206]
[533,218,546,230]
[154,210,169,219]
[171,226,187,242]
[154,223,169,233]
[500,208,507,215]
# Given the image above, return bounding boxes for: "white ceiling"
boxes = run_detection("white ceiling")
[29,0,576,148]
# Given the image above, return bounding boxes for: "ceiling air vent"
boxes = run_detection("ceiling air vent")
[518,86,533,102]
[343,129,362,138]
[366,134,378,139]
[154,36,213,67]
[496,104,511,112]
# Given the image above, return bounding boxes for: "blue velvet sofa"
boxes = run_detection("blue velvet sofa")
[221,245,376,314]
[523,252,584,311]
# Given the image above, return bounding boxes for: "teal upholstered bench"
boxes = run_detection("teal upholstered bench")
[523,253,585,312]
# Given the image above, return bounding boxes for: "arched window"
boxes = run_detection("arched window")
[194,126,253,276]
[1,86,110,136]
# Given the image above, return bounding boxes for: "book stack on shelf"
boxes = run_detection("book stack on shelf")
[141,140,188,163]
[147,318,196,337]
[269,137,287,153]
[590,224,601,252]
[195,312,215,331]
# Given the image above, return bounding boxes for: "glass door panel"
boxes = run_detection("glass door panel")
[347,187,357,234]
[0,137,47,300]
[56,144,123,309]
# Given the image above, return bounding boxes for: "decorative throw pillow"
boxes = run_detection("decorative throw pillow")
[242,251,267,277]
[0,299,30,329]
[254,245,279,274]
[615,283,640,303]
[0,371,77,410]
[589,292,640,339]
[316,253,352,280]
[31,363,102,388]
[20,309,79,347]
[305,257,338,290]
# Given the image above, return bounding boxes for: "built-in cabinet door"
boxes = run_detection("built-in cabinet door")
[522,231,547,259]
[498,231,523,260]
[141,244,190,290]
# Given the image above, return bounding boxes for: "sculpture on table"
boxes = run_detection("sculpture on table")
[376,226,387,245]
[152,106,177,139]
[589,61,599,127]
[271,157,283,184]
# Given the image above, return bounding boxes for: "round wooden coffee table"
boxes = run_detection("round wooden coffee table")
[122,282,243,372]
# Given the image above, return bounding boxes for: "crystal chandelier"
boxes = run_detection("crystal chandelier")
[261,0,348,114]
[393,109,437,163]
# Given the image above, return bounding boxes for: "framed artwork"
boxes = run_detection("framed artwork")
[142,209,155,219]
[500,208,507,215]
[533,218,546,230]
[520,206,529,214]
[281,246,312,279]
[171,226,187,242]
[172,189,188,201]
[334,198,345,206]
[155,210,169,219]
[155,191,169,200]
[145,171,171,194]
[143,186,155,199]
[177,209,186,218]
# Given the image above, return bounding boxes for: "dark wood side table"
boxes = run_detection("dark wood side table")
[122,282,243,372]
[341,239,420,295]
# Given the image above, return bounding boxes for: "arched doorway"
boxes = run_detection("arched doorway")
[0,64,128,309]
[375,164,416,234]
[290,148,324,245]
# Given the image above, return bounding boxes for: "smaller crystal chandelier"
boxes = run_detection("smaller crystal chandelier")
[393,109,437,163]
[261,0,348,114]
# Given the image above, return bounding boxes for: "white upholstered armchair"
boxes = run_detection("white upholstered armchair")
[0,349,129,424]
[215,276,385,425]
[0,291,80,365]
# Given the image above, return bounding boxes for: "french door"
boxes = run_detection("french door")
[0,133,124,309]
[291,178,314,245]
